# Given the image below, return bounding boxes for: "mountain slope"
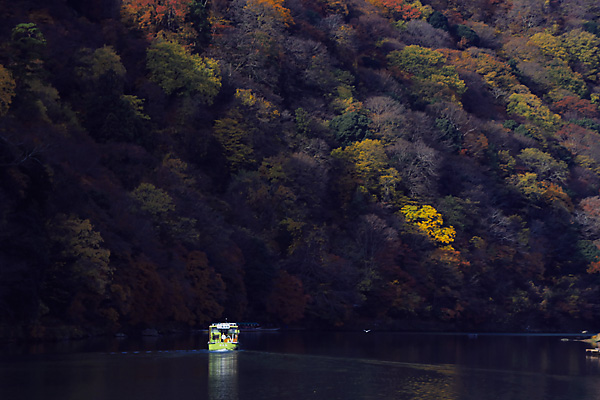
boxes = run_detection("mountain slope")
[1,0,600,339]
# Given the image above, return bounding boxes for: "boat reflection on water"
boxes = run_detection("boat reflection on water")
[208,351,239,400]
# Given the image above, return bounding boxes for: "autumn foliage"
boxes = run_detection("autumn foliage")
[400,205,456,245]
[244,0,294,27]
[0,65,15,116]
[122,0,191,36]
[367,0,423,20]
[4,0,600,340]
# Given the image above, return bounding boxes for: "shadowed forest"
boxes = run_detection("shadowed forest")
[2,0,600,339]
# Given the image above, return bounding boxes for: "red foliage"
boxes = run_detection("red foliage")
[381,0,421,19]
[553,96,598,119]
[267,271,309,324]
[587,260,600,274]
[557,123,593,155]
[580,196,600,217]
[115,255,165,326]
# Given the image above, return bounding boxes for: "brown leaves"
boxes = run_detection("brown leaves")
[0,65,15,117]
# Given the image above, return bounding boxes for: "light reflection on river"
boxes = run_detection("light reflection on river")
[1,332,600,400]
[209,352,238,400]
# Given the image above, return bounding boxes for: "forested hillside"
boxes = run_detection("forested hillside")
[2,0,600,339]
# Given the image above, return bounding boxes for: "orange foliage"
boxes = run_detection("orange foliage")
[542,182,573,211]
[245,0,294,26]
[367,0,421,20]
[122,0,191,36]
[431,245,470,269]
[439,49,477,70]
[461,131,489,159]
[587,260,600,274]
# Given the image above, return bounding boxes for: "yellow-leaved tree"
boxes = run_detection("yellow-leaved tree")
[475,53,520,99]
[235,88,281,121]
[77,45,127,81]
[213,108,257,172]
[48,215,112,294]
[45,215,113,322]
[529,29,600,80]
[332,138,402,202]
[146,39,221,103]
[387,45,466,105]
[506,90,561,131]
[400,204,456,245]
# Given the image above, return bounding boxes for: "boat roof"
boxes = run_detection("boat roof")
[210,322,238,329]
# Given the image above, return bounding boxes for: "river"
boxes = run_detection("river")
[1,331,599,399]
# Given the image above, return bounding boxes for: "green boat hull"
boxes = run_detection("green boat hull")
[208,341,239,351]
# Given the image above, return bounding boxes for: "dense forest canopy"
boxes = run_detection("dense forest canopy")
[2,0,600,339]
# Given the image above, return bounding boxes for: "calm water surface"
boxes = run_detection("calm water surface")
[1,332,599,400]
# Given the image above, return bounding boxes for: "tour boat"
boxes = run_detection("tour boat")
[208,322,240,351]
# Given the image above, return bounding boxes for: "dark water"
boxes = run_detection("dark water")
[1,331,599,400]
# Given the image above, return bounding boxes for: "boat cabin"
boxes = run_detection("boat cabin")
[208,322,239,351]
